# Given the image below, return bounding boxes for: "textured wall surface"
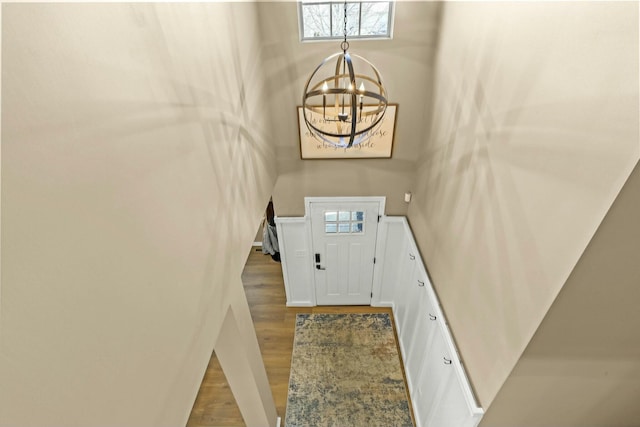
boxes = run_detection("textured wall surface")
[1,3,277,426]
[407,1,639,408]
[481,163,640,427]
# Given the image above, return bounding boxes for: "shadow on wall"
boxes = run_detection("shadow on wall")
[2,3,279,426]
[408,0,639,409]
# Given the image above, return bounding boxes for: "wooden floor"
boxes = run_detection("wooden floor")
[187,248,411,427]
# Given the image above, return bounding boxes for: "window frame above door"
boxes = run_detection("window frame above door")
[298,0,395,42]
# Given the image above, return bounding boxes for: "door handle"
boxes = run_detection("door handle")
[315,253,325,270]
[316,265,326,270]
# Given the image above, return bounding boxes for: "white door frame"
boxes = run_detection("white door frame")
[304,196,386,306]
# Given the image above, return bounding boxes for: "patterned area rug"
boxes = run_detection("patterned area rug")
[285,313,413,427]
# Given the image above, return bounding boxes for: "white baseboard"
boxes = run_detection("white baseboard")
[371,301,394,308]
[286,301,315,307]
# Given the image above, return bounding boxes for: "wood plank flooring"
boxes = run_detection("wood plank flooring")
[187,248,412,427]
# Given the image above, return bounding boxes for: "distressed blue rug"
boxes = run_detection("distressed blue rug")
[284,313,413,427]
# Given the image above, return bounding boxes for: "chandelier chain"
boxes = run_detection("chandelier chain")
[343,1,347,42]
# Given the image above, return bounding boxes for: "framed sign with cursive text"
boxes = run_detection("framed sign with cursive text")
[297,104,397,159]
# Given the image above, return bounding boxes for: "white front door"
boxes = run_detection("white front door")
[309,200,381,305]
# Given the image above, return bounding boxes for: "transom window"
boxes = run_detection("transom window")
[324,210,365,234]
[299,1,394,41]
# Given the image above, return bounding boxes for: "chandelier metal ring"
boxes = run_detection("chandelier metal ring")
[302,51,388,148]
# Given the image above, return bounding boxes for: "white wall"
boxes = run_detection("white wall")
[408,1,639,408]
[1,3,277,426]
[373,217,407,306]
[276,218,315,306]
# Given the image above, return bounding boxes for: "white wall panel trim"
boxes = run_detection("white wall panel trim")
[275,217,315,306]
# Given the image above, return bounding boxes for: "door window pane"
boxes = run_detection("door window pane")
[325,209,367,235]
[325,211,338,222]
[352,211,365,221]
[338,211,350,221]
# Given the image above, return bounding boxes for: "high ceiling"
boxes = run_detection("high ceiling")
[256,1,443,214]
[259,1,441,157]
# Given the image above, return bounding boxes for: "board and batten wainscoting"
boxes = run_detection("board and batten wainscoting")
[276,214,484,427]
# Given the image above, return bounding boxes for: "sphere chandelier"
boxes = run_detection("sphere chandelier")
[302,2,388,148]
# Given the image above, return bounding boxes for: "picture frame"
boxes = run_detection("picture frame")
[297,104,397,159]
